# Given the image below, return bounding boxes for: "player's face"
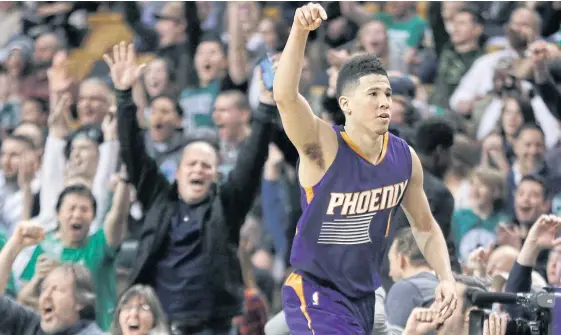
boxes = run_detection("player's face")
[340,74,392,136]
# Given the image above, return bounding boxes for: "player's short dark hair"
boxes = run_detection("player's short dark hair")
[392,228,428,267]
[335,54,387,97]
[414,117,455,155]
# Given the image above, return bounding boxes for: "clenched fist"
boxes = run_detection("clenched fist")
[13,221,45,248]
[294,3,328,32]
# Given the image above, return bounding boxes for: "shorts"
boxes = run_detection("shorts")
[282,272,375,334]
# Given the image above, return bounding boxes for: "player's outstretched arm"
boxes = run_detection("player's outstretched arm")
[273,3,337,182]
[400,147,458,322]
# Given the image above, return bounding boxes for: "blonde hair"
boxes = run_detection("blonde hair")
[470,167,506,210]
[110,285,170,335]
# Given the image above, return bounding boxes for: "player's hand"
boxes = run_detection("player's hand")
[434,279,457,323]
[483,312,508,335]
[293,3,328,32]
[403,308,440,335]
[12,222,45,248]
[103,42,146,91]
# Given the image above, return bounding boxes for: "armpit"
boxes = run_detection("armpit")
[303,142,325,169]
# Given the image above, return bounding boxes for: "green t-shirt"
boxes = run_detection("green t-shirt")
[178,79,221,133]
[0,231,17,297]
[375,12,426,73]
[452,209,510,262]
[20,229,117,331]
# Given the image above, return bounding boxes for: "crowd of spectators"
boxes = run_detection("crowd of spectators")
[0,1,560,335]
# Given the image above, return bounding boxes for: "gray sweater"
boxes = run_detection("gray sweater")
[0,296,105,335]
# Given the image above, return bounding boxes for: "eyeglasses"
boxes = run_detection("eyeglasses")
[122,304,151,312]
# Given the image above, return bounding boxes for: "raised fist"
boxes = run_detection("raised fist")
[13,221,45,248]
[293,3,328,32]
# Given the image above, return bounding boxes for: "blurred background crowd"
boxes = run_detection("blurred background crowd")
[0,1,560,335]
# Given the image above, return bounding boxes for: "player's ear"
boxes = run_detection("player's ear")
[338,95,351,115]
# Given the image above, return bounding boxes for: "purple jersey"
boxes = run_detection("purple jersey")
[290,125,412,299]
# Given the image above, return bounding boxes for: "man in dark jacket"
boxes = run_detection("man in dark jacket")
[381,117,461,292]
[107,42,276,335]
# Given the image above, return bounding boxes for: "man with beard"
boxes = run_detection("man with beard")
[450,7,542,115]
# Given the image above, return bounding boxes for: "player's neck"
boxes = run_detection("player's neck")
[344,124,385,163]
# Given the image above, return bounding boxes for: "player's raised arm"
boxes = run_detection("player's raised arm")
[274,3,338,180]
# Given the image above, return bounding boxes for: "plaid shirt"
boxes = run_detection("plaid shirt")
[232,288,268,335]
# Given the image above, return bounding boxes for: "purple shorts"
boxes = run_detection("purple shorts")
[282,272,374,335]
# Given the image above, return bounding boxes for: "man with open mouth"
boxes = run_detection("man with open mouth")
[0,222,105,335]
[14,177,131,331]
[106,41,277,335]
[143,94,186,182]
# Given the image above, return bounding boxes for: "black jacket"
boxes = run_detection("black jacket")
[381,168,461,292]
[116,89,276,323]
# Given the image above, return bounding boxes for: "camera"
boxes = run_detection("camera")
[467,288,560,335]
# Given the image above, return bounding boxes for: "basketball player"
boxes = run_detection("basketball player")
[273,3,458,334]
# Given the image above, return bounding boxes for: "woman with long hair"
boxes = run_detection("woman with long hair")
[110,285,170,335]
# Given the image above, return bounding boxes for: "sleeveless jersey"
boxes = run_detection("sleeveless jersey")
[290,125,412,299]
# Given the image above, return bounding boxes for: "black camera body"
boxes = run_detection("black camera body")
[467,289,559,335]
